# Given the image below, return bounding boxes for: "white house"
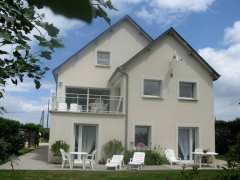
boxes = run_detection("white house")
[49,15,220,162]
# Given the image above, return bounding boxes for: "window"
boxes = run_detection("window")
[143,79,161,97]
[135,126,150,148]
[97,51,110,66]
[179,82,197,99]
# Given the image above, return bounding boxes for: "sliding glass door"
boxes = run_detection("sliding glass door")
[178,127,199,160]
[75,125,97,154]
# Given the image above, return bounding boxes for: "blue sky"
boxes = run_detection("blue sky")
[2,0,240,124]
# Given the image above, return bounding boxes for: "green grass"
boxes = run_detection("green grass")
[0,170,221,180]
[18,148,34,156]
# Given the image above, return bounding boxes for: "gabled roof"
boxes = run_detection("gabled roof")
[52,15,153,81]
[109,27,220,82]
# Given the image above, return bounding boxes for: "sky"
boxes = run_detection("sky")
[2,0,240,125]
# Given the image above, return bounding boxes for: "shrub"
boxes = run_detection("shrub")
[102,139,124,160]
[226,133,240,167]
[215,167,240,180]
[0,117,25,164]
[23,123,41,148]
[51,140,69,157]
[215,119,240,155]
[124,150,168,165]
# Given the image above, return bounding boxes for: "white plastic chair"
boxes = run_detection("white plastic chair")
[58,102,67,111]
[165,149,182,167]
[86,150,97,169]
[60,148,72,169]
[73,150,96,169]
[128,152,145,170]
[106,155,124,170]
[69,103,79,112]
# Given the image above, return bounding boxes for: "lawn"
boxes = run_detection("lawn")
[0,170,222,180]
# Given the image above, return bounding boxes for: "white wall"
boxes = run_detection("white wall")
[56,20,150,97]
[49,112,125,161]
[126,35,215,155]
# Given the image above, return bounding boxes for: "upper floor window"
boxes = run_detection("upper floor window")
[143,79,162,97]
[97,51,110,66]
[179,81,197,99]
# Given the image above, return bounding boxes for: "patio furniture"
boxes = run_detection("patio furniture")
[60,148,72,169]
[69,103,79,112]
[70,152,88,169]
[192,150,218,168]
[165,149,193,167]
[86,150,97,169]
[128,152,145,170]
[165,149,181,167]
[106,155,124,170]
[58,102,67,111]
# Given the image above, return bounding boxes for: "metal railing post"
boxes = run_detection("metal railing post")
[86,93,89,112]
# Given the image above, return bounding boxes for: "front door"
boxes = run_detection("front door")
[178,127,199,160]
[75,125,97,153]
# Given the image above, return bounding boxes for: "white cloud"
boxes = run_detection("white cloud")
[199,21,240,120]
[111,0,216,25]
[5,80,54,93]
[150,0,215,12]
[1,94,49,124]
[224,21,240,45]
[37,7,84,35]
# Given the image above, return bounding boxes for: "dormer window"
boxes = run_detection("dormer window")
[97,51,110,66]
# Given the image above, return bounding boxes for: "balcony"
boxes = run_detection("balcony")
[51,93,124,114]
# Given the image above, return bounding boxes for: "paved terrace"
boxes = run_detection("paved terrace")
[0,144,226,171]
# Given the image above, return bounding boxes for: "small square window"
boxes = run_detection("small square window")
[135,126,151,148]
[143,79,161,97]
[97,51,110,66]
[179,82,196,99]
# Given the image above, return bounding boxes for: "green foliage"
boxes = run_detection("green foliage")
[102,139,124,160]
[51,140,69,157]
[215,118,240,155]
[0,0,63,98]
[226,133,240,167]
[23,123,41,148]
[29,0,116,24]
[0,117,25,164]
[215,166,240,180]
[124,150,168,165]
[179,165,200,180]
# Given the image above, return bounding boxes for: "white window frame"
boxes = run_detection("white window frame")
[142,79,162,98]
[96,51,111,67]
[134,125,151,148]
[178,81,198,101]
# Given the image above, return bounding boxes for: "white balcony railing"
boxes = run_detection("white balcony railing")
[51,93,124,114]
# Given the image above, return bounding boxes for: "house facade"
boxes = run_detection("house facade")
[49,16,220,162]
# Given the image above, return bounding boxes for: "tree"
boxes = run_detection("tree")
[0,117,25,163]
[28,0,116,24]
[0,0,115,98]
[0,0,63,98]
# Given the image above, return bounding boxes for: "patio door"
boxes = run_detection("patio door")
[75,125,97,153]
[178,127,199,160]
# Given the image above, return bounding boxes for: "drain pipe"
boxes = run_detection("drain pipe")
[118,67,129,150]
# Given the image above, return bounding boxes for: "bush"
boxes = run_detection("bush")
[102,139,124,160]
[215,119,240,155]
[23,123,41,148]
[0,117,25,164]
[226,133,240,167]
[51,140,69,157]
[124,150,168,165]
